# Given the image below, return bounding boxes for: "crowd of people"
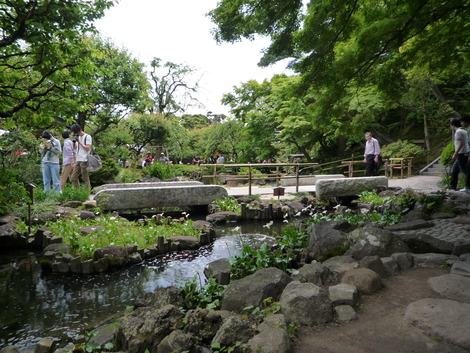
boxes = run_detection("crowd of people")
[39,123,92,193]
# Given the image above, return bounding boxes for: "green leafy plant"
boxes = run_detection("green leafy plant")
[146,162,174,179]
[212,197,241,213]
[357,190,396,207]
[439,141,454,167]
[71,330,114,353]
[211,341,242,353]
[45,215,200,259]
[89,156,120,187]
[115,168,143,183]
[183,276,226,310]
[416,190,447,214]
[380,140,427,168]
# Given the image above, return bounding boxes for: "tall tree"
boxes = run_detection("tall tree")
[0,0,113,123]
[148,58,201,116]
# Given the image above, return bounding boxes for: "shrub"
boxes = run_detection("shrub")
[381,140,427,170]
[440,141,454,167]
[89,157,120,187]
[146,162,174,179]
[212,197,241,213]
[115,168,143,183]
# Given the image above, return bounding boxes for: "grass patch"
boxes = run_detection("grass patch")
[44,215,200,260]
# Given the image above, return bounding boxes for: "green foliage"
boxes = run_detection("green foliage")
[171,164,203,178]
[397,189,417,210]
[45,215,200,259]
[114,168,143,183]
[212,197,241,213]
[229,226,306,279]
[242,297,281,323]
[71,330,114,353]
[380,140,427,167]
[440,141,454,167]
[183,277,226,310]
[89,157,120,187]
[34,186,90,203]
[358,190,396,207]
[416,190,447,214]
[211,341,242,353]
[307,208,403,228]
[146,162,174,180]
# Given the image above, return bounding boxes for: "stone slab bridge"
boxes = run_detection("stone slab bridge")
[93,181,228,212]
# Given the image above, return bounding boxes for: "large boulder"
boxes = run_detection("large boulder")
[184,308,232,342]
[168,236,200,250]
[321,256,359,284]
[247,314,291,353]
[0,222,26,249]
[341,268,383,295]
[206,211,241,224]
[291,261,331,286]
[280,281,333,326]
[157,330,199,353]
[211,315,255,346]
[346,224,410,260]
[315,176,388,200]
[93,246,129,268]
[116,304,184,353]
[221,267,292,312]
[303,221,349,262]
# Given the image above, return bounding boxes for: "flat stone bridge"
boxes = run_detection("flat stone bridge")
[94,181,228,212]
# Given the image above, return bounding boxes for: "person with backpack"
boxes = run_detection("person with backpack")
[70,123,92,189]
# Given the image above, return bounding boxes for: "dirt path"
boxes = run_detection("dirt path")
[293,267,470,353]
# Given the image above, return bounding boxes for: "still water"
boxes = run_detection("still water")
[0,221,284,351]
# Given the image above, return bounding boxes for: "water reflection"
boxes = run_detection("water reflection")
[0,221,284,351]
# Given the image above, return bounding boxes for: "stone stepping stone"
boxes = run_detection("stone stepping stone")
[428,274,470,303]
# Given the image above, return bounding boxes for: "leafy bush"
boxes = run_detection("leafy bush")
[440,141,454,167]
[213,197,241,213]
[172,164,203,178]
[381,140,427,168]
[183,277,226,310]
[34,186,90,203]
[115,168,143,183]
[358,190,396,206]
[146,162,174,179]
[90,157,120,187]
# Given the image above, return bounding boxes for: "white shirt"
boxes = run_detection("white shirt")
[76,134,92,162]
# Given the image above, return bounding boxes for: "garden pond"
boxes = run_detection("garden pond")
[0,220,285,351]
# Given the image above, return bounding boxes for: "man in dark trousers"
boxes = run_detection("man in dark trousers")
[363,132,381,176]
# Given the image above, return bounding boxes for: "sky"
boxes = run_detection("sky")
[94,0,292,116]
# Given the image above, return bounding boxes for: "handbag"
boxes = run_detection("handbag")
[83,135,102,172]
[86,152,102,172]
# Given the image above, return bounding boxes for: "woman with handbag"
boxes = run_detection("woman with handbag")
[70,123,92,189]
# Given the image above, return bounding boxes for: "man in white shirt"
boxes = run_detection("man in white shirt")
[363,132,381,176]
[70,123,92,189]
[449,118,468,191]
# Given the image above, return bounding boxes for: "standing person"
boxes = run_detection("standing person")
[449,117,469,191]
[159,152,169,163]
[460,115,470,193]
[144,153,153,167]
[363,132,381,176]
[60,130,75,190]
[39,130,62,193]
[70,123,92,189]
[217,153,225,164]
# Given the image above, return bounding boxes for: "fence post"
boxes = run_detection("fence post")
[249,166,252,196]
[276,166,280,187]
[213,164,217,184]
[295,165,300,193]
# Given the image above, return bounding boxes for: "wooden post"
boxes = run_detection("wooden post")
[249,166,252,196]
[276,166,280,187]
[295,164,300,193]
[213,164,217,185]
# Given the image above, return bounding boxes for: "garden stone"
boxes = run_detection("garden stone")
[428,274,470,303]
[384,219,433,231]
[61,201,82,208]
[432,212,456,219]
[321,256,359,284]
[93,246,128,268]
[81,259,94,274]
[334,305,358,322]
[412,253,459,268]
[291,261,331,286]
[381,257,399,276]
[453,240,470,256]
[128,252,142,264]
[461,253,470,261]
[346,224,410,260]
[404,298,470,349]
[205,211,241,224]
[221,267,291,312]
[184,308,232,341]
[204,258,231,285]
[400,209,431,222]
[93,257,109,273]
[359,255,387,277]
[341,268,383,295]
[280,281,333,326]
[315,176,388,200]
[117,304,184,353]
[0,347,19,353]
[303,221,348,262]
[211,315,255,346]
[79,210,96,220]
[83,200,97,209]
[42,243,72,256]
[391,252,414,270]
[80,226,105,235]
[451,261,470,277]
[397,232,454,254]
[157,330,198,353]
[146,286,186,309]
[35,338,55,353]
[0,223,25,249]
[169,235,200,250]
[247,324,291,353]
[328,283,359,306]
[450,215,470,225]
